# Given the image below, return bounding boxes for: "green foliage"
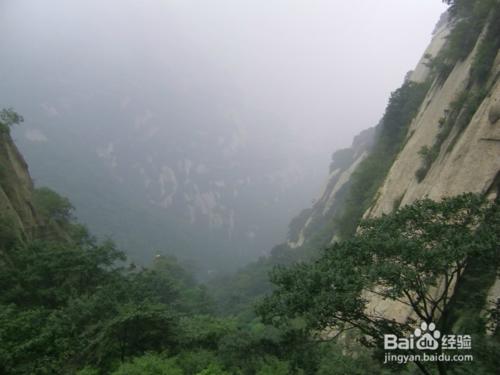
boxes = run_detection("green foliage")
[88,303,179,365]
[0,214,21,250]
[415,144,438,182]
[0,230,219,373]
[424,53,454,83]
[436,199,500,373]
[179,315,237,349]
[111,354,183,375]
[445,87,488,150]
[0,305,51,374]
[209,259,274,316]
[207,241,324,317]
[196,363,230,375]
[0,236,127,373]
[258,194,500,373]
[255,357,292,375]
[0,108,23,134]
[176,350,220,375]
[1,187,311,374]
[0,222,323,373]
[3,102,500,374]
[336,80,430,238]
[76,367,100,375]
[33,187,75,223]
[329,147,356,172]
[418,1,500,171]
[431,0,497,82]
[470,3,500,84]
[0,239,125,308]
[130,255,214,315]
[316,342,389,375]
[415,81,490,183]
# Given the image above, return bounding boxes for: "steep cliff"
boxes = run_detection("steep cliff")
[0,127,40,241]
[362,4,500,322]
[287,127,375,249]
[293,2,499,241]
[285,20,447,249]
[367,29,499,219]
[288,3,500,323]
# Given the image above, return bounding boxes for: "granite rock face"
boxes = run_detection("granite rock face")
[0,132,40,239]
[363,16,500,322]
[289,11,499,323]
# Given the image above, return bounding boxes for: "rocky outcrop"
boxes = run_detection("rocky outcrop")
[287,127,375,248]
[286,11,455,251]
[289,8,499,324]
[366,41,500,219]
[0,132,40,239]
[362,14,500,322]
[409,13,450,84]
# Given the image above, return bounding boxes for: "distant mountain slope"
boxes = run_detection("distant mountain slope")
[4,77,326,275]
[287,126,375,249]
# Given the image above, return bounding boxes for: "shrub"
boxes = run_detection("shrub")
[471,5,500,85]
[0,215,20,250]
[0,108,23,134]
[336,80,431,238]
[33,187,74,223]
[176,350,220,375]
[415,145,439,182]
[111,354,182,375]
[429,0,496,82]
[76,367,100,375]
[196,363,230,375]
[256,357,292,375]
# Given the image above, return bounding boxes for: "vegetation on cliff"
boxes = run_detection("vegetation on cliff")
[1,1,499,374]
[416,0,500,182]
[0,177,368,374]
[334,79,431,238]
[259,194,500,375]
[0,108,23,135]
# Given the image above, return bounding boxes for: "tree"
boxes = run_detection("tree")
[196,363,230,375]
[111,354,182,375]
[258,194,500,375]
[0,215,20,250]
[0,237,127,373]
[86,303,178,365]
[33,187,74,223]
[335,80,431,239]
[0,108,23,134]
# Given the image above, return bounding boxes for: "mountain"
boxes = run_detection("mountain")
[0,30,327,277]
[285,3,500,322]
[287,126,375,249]
[0,122,40,239]
[10,104,323,276]
[0,116,74,249]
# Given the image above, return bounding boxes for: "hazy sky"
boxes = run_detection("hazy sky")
[1,0,447,157]
[0,0,450,267]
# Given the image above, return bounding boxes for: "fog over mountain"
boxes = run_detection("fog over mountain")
[0,0,446,275]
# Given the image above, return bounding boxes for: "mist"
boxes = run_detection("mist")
[0,0,447,273]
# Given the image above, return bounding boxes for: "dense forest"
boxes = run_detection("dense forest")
[1,0,500,374]
[2,165,499,374]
